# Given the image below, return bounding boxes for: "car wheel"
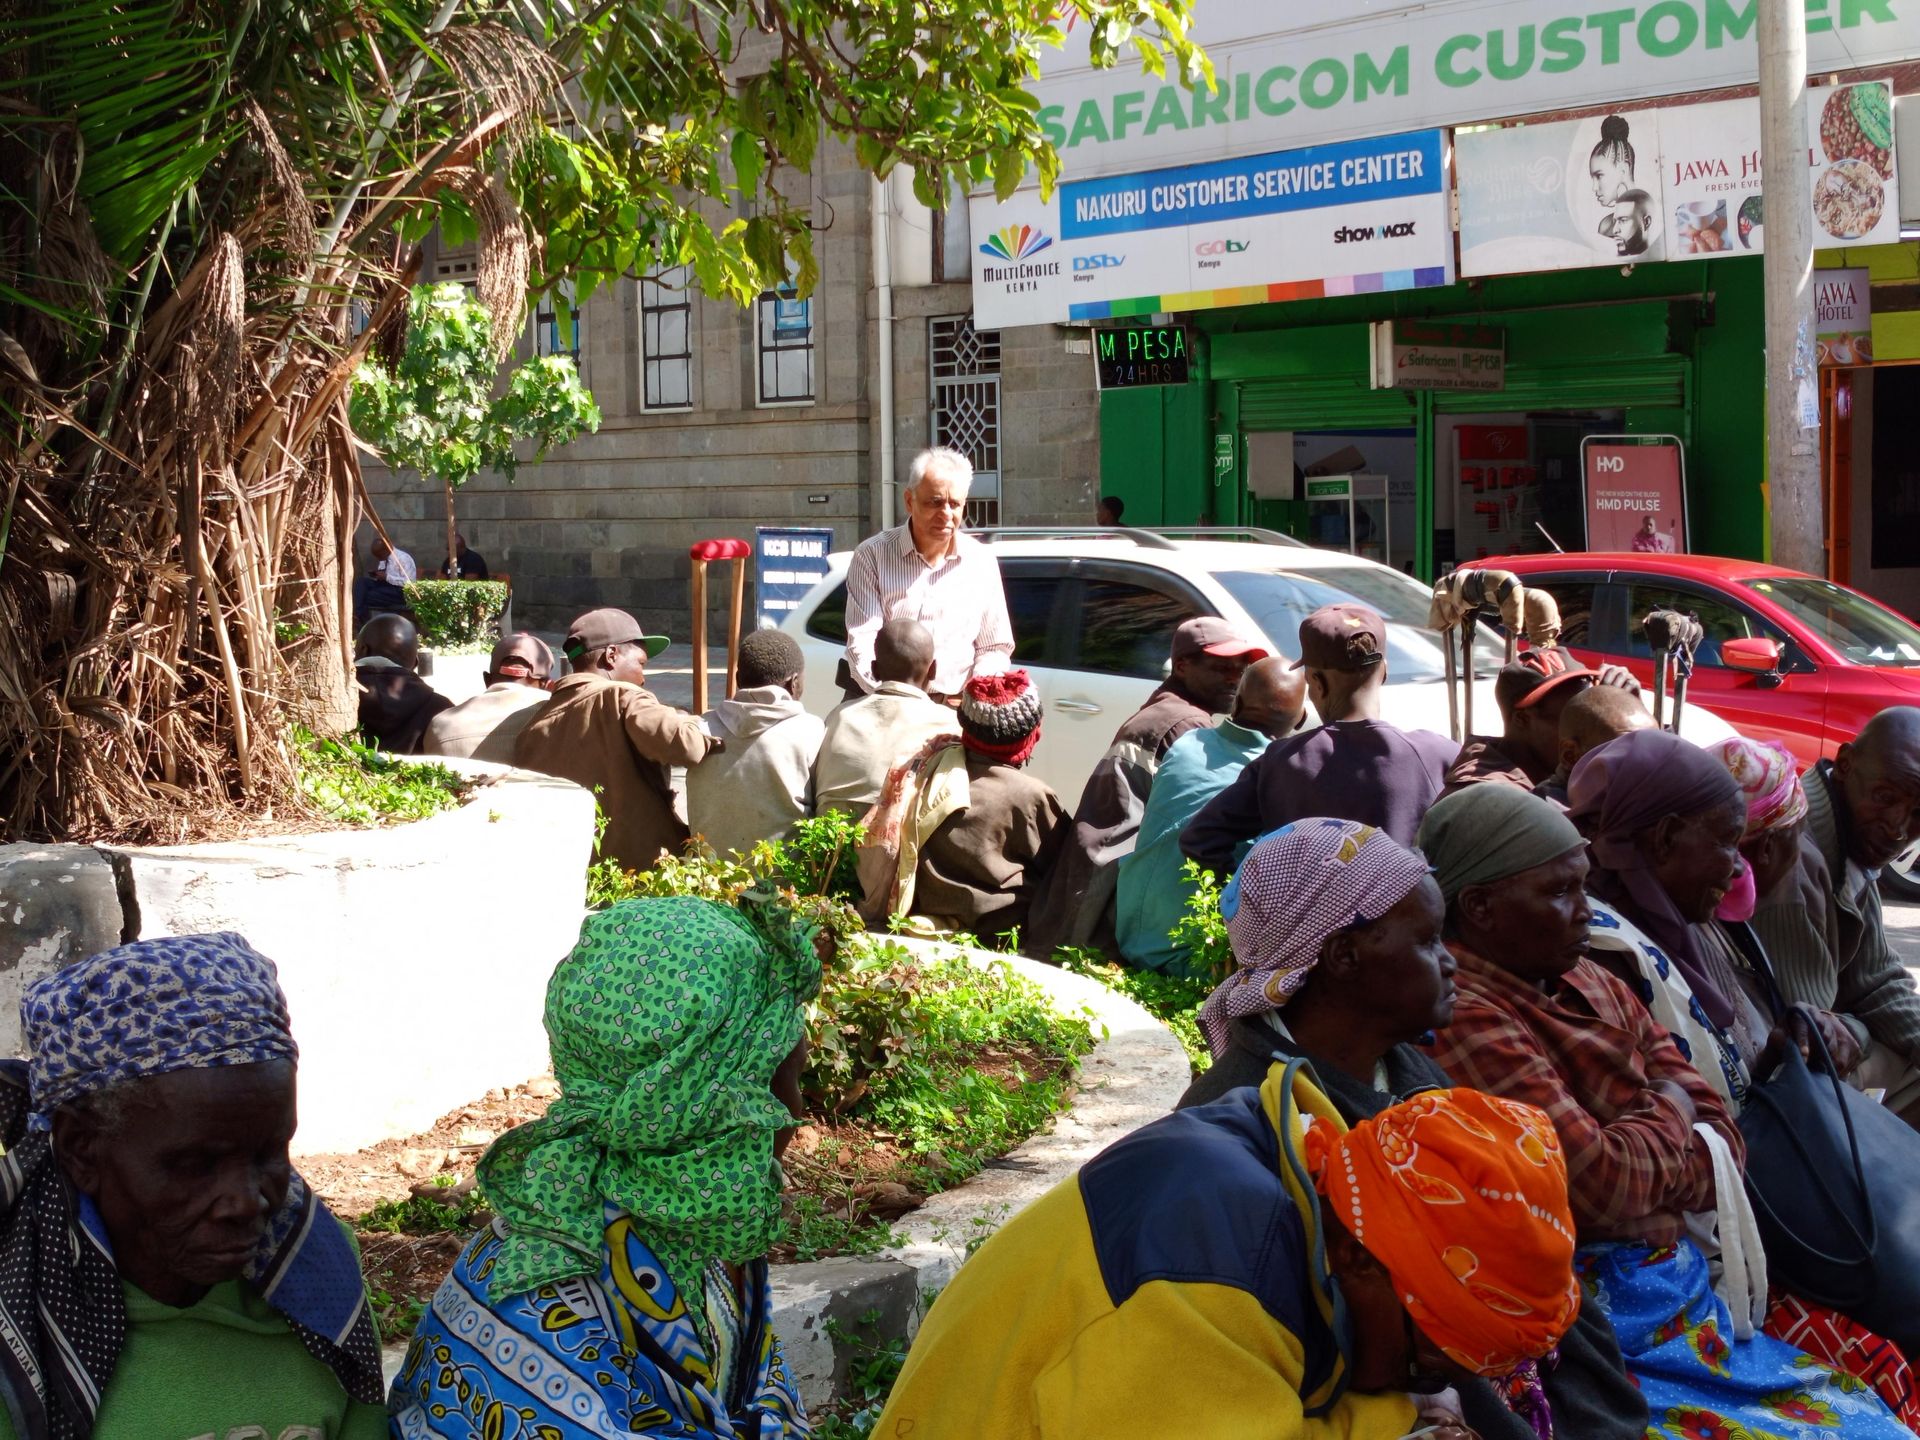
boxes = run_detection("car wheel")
[1884,839,1920,904]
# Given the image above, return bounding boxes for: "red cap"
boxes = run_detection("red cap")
[1172,616,1269,663]
[1510,648,1595,709]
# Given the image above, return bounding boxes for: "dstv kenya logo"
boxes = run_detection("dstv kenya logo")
[980,225,1054,261]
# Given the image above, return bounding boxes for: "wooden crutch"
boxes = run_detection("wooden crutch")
[689,538,751,713]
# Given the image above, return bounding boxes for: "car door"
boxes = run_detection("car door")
[1039,561,1214,804]
[1617,579,1827,758]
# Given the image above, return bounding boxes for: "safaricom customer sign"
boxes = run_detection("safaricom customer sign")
[969,130,1451,329]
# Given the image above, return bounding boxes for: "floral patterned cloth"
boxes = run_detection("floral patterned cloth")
[390,1207,807,1439]
[1581,1239,1913,1440]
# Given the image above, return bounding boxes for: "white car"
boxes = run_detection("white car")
[780,528,1736,805]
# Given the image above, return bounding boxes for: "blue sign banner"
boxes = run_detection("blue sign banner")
[755,527,835,627]
[1060,129,1445,240]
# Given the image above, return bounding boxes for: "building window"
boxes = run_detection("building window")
[930,314,1002,526]
[933,174,974,282]
[755,285,815,406]
[533,281,581,362]
[640,266,694,410]
[431,241,477,287]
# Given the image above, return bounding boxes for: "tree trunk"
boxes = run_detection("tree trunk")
[445,480,458,579]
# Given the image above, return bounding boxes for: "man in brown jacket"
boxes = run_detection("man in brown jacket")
[514,608,714,874]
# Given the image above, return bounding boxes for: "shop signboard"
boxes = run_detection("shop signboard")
[1458,82,1899,276]
[1094,325,1192,388]
[1020,1,1920,184]
[754,527,834,626]
[969,129,1451,328]
[1816,267,1873,367]
[1581,436,1688,553]
[1369,320,1505,391]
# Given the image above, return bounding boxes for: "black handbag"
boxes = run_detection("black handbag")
[1736,990,1920,1353]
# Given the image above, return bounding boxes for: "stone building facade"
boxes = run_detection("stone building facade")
[360,143,1103,637]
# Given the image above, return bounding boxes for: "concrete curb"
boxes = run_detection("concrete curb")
[770,938,1190,1412]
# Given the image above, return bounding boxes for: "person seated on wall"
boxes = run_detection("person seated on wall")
[1441,648,1641,799]
[421,631,554,764]
[392,892,822,1438]
[351,535,415,630]
[1113,657,1306,976]
[437,531,489,580]
[0,934,386,1439]
[874,1067,1582,1440]
[813,618,958,821]
[1419,784,1920,1439]
[1533,682,1654,807]
[686,628,827,857]
[354,611,451,754]
[1749,706,1920,1131]
[859,670,1067,946]
[1176,818,1648,1440]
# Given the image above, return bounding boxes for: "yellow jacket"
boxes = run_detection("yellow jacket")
[876,1064,1419,1438]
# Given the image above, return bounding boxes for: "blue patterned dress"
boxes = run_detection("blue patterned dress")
[389,1207,808,1439]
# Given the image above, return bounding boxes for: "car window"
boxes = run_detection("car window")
[1623,584,1770,667]
[1524,580,1599,648]
[1744,576,1920,668]
[805,580,848,644]
[1005,575,1060,666]
[1071,578,1198,678]
[1216,567,1505,682]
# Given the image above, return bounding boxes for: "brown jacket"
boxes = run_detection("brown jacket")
[514,672,712,873]
[914,752,1069,944]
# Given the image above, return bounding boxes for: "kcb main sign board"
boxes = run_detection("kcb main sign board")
[1095,326,1192,389]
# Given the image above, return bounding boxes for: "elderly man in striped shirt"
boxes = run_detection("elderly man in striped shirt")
[844,446,1013,705]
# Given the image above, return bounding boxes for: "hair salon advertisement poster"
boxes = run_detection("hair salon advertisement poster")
[1583,440,1686,554]
[1457,82,1898,278]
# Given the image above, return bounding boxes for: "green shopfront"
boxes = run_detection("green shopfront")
[1097,257,1767,580]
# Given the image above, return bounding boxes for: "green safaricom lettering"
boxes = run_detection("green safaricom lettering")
[1639,0,1700,54]
[1068,98,1110,146]
[1301,56,1349,108]
[1112,90,1147,140]
[1705,0,1758,46]
[1841,0,1894,22]
[1487,26,1535,80]
[1145,85,1191,136]
[1354,46,1411,102]
[1039,106,1068,147]
[1193,74,1231,126]
[1541,15,1588,70]
[1233,69,1252,121]
[1586,8,1636,63]
[1436,33,1482,86]
[1255,64,1297,116]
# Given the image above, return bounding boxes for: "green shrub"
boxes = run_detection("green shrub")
[1056,946,1212,1074]
[402,578,508,649]
[291,726,466,825]
[1167,858,1233,983]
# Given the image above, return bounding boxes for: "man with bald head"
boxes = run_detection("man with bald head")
[354,613,452,754]
[1752,706,1920,1127]
[814,617,959,819]
[423,633,554,764]
[1116,657,1308,974]
[1533,683,1656,806]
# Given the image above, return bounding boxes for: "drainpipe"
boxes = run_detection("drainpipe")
[872,174,897,533]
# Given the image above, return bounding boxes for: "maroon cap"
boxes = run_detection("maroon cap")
[1293,603,1386,672]
[489,632,554,681]
[1172,616,1270,663]
[1510,647,1595,709]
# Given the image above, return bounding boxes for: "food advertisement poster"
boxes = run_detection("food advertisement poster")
[1583,439,1687,554]
[1816,268,1873,368]
[1458,82,1898,277]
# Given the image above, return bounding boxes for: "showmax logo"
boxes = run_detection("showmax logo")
[1073,253,1125,271]
[979,225,1054,261]
[1335,220,1418,243]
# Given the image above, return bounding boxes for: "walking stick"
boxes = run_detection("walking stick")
[1642,610,1703,735]
[688,538,751,712]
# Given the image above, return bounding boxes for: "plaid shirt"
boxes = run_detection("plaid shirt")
[1430,944,1743,1245]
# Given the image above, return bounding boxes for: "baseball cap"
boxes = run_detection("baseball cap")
[563,608,670,661]
[1293,603,1386,671]
[489,632,554,681]
[1171,616,1270,663]
[1507,647,1595,710]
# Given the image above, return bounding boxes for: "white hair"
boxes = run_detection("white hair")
[906,446,974,497]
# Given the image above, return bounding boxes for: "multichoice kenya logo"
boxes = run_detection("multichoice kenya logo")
[980,225,1054,262]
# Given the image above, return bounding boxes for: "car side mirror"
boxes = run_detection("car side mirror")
[1722,636,1784,683]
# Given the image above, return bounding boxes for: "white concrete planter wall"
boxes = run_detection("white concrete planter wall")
[0,760,596,1157]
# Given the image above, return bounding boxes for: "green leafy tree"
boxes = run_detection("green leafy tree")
[349,284,601,577]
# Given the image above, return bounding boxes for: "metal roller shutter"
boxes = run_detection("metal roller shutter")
[1236,374,1417,432]
[1432,355,1690,414]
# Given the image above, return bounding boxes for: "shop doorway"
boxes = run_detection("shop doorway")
[1245,428,1420,573]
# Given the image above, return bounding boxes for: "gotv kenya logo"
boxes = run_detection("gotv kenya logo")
[980,225,1054,262]
[1195,239,1250,256]
[1335,220,1418,243]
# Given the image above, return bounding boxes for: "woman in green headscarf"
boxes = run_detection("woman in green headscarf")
[390,893,824,1439]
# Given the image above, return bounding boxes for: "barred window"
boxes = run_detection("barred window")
[533,281,581,362]
[930,314,1002,526]
[756,286,815,406]
[640,266,694,410]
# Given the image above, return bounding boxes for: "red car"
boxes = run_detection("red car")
[1464,552,1920,896]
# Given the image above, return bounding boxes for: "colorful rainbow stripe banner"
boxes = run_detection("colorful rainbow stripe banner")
[1069,267,1450,321]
